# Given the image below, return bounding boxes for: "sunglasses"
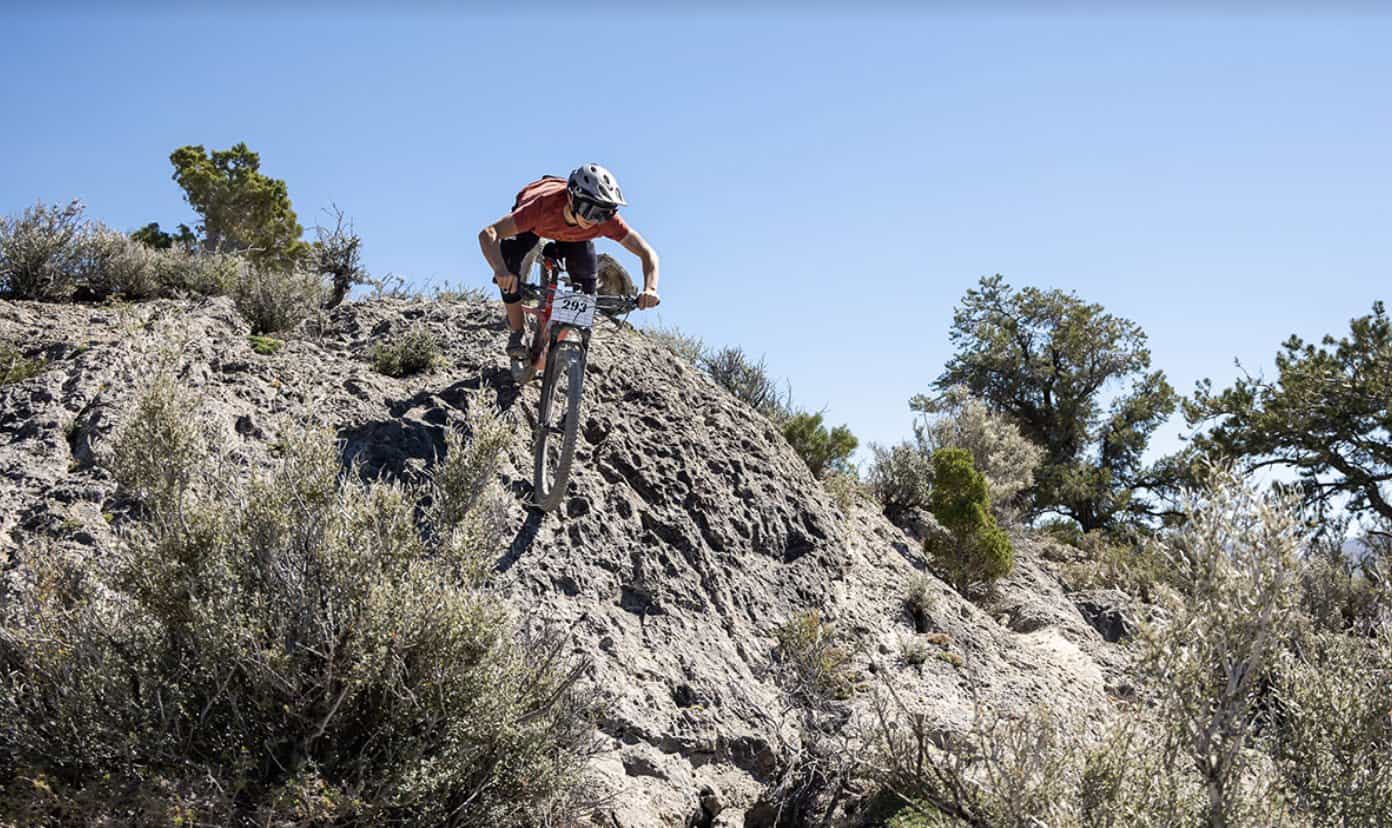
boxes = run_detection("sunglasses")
[572,196,617,223]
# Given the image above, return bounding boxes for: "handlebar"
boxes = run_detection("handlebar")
[518,281,640,318]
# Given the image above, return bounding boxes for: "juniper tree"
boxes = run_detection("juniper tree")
[937,275,1177,531]
[1185,301,1392,531]
[169,142,308,270]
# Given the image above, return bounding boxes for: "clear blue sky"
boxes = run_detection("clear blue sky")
[3,5,1389,464]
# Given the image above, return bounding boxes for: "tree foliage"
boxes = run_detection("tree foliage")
[169,142,308,269]
[130,221,196,251]
[925,448,1013,595]
[782,410,858,478]
[938,275,1177,531]
[1185,301,1392,527]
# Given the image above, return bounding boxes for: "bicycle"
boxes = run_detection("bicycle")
[511,242,638,512]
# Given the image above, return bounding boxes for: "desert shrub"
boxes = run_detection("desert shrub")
[1267,628,1392,826]
[1,343,47,385]
[314,206,367,309]
[904,574,937,633]
[925,448,1013,596]
[912,385,1045,522]
[1138,468,1303,827]
[863,685,1206,828]
[643,321,706,367]
[1297,527,1390,635]
[822,469,868,513]
[867,441,935,522]
[0,389,594,824]
[781,410,857,478]
[864,690,1082,828]
[371,327,440,377]
[1057,530,1178,603]
[864,473,1387,827]
[83,227,163,299]
[701,345,789,420]
[154,244,243,296]
[105,379,213,525]
[0,200,90,300]
[232,264,324,334]
[772,611,854,706]
[431,283,490,303]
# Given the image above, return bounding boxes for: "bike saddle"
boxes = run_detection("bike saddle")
[541,241,560,261]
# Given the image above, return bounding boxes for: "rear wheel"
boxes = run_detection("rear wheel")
[532,339,585,511]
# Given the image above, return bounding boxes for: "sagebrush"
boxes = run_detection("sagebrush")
[0,385,596,825]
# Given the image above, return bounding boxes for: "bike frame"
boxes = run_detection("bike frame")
[518,254,586,378]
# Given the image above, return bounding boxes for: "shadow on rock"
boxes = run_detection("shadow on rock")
[497,507,545,573]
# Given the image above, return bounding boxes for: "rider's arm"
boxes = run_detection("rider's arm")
[478,214,518,286]
[619,229,660,294]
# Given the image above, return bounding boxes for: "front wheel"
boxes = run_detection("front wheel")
[532,339,585,511]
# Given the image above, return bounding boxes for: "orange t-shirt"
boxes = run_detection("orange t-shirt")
[509,177,631,243]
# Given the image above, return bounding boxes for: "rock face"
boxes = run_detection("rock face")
[0,295,1133,825]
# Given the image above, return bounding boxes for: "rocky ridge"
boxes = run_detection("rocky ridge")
[0,295,1132,826]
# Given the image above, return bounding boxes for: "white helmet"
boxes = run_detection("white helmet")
[568,163,627,211]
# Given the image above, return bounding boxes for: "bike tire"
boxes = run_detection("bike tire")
[532,339,585,511]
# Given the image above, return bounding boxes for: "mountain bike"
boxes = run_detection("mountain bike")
[511,242,638,512]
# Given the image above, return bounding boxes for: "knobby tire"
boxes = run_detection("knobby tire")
[532,339,585,512]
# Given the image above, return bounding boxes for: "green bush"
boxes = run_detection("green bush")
[1,343,47,385]
[865,473,1392,827]
[925,448,1013,595]
[867,441,935,522]
[0,389,594,825]
[781,410,857,478]
[911,385,1045,522]
[248,334,283,355]
[0,200,89,300]
[371,327,440,377]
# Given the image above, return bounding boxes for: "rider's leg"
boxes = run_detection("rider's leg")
[556,240,598,294]
[498,233,539,333]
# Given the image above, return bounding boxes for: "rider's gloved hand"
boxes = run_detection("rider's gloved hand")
[637,288,661,309]
[493,270,518,294]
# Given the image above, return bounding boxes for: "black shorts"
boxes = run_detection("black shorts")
[498,232,597,303]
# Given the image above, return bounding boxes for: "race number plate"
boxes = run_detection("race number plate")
[551,290,596,328]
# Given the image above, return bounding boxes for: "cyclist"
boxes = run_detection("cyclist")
[478,163,661,359]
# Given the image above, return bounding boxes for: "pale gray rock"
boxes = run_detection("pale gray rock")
[0,294,1137,822]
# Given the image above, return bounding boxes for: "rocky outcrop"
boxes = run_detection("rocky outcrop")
[0,295,1133,825]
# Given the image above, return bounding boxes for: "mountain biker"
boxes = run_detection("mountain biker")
[478,163,661,359]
